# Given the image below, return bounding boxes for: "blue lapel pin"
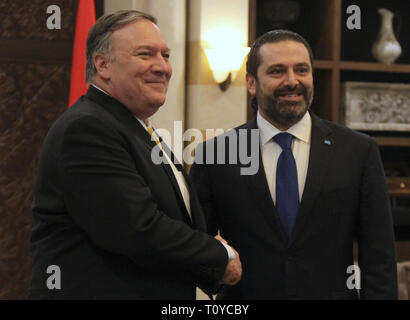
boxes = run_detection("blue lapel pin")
[324,139,331,145]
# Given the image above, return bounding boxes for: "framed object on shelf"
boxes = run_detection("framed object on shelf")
[341,81,410,131]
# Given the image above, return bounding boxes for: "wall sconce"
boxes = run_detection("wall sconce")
[203,27,250,91]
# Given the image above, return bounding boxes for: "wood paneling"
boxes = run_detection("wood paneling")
[0,0,103,299]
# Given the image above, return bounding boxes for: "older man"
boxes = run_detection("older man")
[29,10,241,299]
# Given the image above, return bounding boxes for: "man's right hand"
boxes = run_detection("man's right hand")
[220,247,242,285]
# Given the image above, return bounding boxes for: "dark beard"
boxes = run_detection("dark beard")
[257,87,312,128]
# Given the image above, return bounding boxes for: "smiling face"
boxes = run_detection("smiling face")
[94,19,172,119]
[247,40,314,130]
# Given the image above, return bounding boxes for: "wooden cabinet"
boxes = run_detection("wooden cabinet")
[388,178,410,197]
[249,0,410,126]
[249,0,410,243]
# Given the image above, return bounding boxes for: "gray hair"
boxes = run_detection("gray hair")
[85,10,157,83]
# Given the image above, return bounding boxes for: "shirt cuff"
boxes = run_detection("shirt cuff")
[221,242,236,260]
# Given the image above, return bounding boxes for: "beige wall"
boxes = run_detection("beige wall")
[186,0,249,132]
[104,0,249,136]
[104,0,148,13]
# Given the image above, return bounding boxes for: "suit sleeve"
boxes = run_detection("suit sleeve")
[358,138,398,299]
[60,116,228,284]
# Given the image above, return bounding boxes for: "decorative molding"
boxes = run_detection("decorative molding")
[342,81,410,131]
[0,0,105,299]
[0,62,70,299]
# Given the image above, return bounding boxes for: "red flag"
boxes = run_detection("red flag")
[68,0,96,107]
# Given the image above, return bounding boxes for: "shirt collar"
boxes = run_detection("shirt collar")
[257,110,312,146]
[137,118,150,131]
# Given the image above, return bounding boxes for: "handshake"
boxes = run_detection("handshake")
[215,235,242,286]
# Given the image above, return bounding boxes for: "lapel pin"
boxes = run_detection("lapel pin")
[324,139,331,145]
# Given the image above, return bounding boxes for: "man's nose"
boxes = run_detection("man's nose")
[283,70,298,87]
[152,54,171,76]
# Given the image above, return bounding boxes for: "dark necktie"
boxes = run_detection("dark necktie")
[274,132,299,239]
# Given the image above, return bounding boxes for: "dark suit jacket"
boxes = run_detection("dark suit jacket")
[189,111,398,300]
[29,86,228,299]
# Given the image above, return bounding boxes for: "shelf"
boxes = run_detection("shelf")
[340,61,410,73]
[313,60,410,73]
[313,59,333,70]
[387,177,410,197]
[374,137,410,147]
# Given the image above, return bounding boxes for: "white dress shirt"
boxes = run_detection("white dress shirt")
[257,110,312,204]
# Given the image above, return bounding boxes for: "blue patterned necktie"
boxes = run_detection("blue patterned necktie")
[274,132,299,239]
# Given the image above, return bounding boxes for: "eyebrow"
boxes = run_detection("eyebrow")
[294,63,310,68]
[134,45,171,53]
[266,63,311,70]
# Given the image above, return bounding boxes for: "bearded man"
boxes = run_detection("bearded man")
[189,30,397,300]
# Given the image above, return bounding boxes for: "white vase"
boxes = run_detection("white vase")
[371,8,402,65]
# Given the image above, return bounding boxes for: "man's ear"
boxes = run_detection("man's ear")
[246,73,256,96]
[94,53,111,80]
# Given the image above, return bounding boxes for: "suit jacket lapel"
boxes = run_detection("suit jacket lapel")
[147,129,194,227]
[241,119,289,243]
[86,86,193,226]
[289,111,334,245]
[173,162,205,230]
[242,112,335,246]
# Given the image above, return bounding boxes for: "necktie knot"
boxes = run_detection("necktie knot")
[274,132,294,151]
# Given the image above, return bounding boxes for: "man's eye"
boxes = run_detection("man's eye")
[163,53,170,59]
[138,52,151,56]
[269,69,283,75]
[296,68,309,73]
